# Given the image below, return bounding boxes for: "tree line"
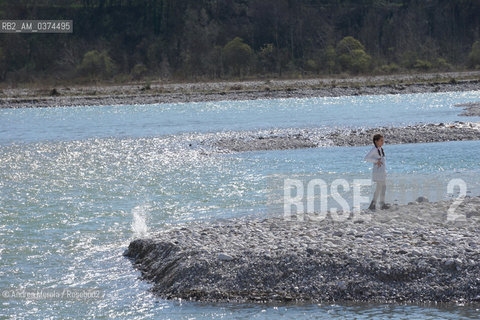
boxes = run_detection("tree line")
[0,0,479,84]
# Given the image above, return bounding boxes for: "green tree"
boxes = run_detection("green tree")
[258,43,277,74]
[223,37,253,77]
[77,50,116,81]
[434,58,452,71]
[132,63,148,80]
[323,45,336,74]
[304,59,318,73]
[413,59,433,71]
[379,63,400,74]
[2,0,480,83]
[336,36,372,74]
[336,36,365,56]
[468,41,480,69]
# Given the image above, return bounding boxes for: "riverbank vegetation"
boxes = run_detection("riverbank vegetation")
[1,0,479,86]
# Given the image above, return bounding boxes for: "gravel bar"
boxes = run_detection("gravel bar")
[208,122,480,152]
[124,196,480,304]
[456,102,480,117]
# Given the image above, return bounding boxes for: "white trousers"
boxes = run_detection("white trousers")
[372,180,386,204]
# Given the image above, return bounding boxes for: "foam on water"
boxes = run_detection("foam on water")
[131,204,149,237]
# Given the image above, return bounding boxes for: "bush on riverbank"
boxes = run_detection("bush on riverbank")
[0,1,479,85]
[223,37,254,78]
[336,37,372,74]
[76,50,116,82]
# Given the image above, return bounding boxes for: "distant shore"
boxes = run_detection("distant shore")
[0,71,479,108]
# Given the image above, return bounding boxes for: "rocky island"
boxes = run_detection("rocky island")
[125,196,480,304]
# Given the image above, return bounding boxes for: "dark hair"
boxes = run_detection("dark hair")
[373,134,385,156]
[372,134,383,146]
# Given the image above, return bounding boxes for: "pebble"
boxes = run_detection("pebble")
[333,231,343,237]
[218,253,234,261]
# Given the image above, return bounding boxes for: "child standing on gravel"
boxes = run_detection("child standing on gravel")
[364,134,390,210]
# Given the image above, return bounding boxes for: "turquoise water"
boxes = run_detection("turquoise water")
[1,91,480,319]
[1,91,480,144]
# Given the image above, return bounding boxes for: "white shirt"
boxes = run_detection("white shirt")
[364,146,386,181]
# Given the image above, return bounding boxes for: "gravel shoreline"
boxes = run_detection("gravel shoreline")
[124,196,480,304]
[207,122,480,152]
[1,71,479,108]
[456,102,480,117]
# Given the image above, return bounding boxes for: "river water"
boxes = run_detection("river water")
[1,91,480,319]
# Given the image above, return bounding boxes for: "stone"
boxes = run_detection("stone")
[218,253,234,261]
[416,196,429,203]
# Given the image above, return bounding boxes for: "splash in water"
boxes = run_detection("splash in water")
[131,204,149,237]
